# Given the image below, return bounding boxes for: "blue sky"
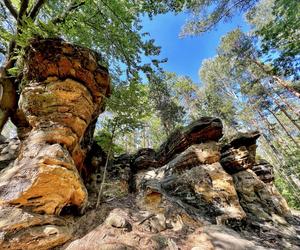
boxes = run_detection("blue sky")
[142,12,250,85]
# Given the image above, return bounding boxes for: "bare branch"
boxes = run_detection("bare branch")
[29,0,46,20]
[3,0,18,20]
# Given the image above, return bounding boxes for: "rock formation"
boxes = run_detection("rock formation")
[61,117,299,249]
[0,38,111,249]
[0,39,298,248]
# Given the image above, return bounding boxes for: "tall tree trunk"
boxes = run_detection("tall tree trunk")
[273,99,300,132]
[251,59,300,98]
[256,109,294,154]
[250,119,300,196]
[272,86,300,117]
[266,107,299,147]
[256,81,300,130]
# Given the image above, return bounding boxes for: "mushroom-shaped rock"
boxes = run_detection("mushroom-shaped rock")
[0,38,111,215]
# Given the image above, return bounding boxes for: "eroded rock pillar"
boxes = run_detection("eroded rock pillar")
[0,38,110,215]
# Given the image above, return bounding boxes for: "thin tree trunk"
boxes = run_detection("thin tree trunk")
[251,59,300,98]
[96,147,112,208]
[273,88,300,117]
[96,127,116,208]
[267,107,299,147]
[275,100,300,131]
[272,75,300,99]
[256,109,294,154]
[256,80,300,130]
[250,119,300,197]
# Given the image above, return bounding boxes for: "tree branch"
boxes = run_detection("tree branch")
[0,47,7,56]
[52,0,85,24]
[3,0,18,20]
[29,0,46,20]
[17,0,29,22]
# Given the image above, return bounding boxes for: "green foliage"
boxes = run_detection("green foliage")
[177,0,257,36]
[275,174,300,210]
[94,130,124,155]
[248,0,300,80]
[0,0,168,81]
[96,80,152,155]
[149,72,186,135]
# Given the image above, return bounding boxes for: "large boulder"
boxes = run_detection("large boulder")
[132,148,158,171]
[136,143,245,224]
[0,206,72,250]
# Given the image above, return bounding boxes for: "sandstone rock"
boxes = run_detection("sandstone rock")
[183,163,246,221]
[167,142,221,173]
[64,208,268,250]
[223,131,260,150]
[132,148,158,171]
[186,225,263,250]
[157,117,223,165]
[65,208,160,250]
[233,169,291,220]
[252,160,274,183]
[136,145,245,224]
[221,131,260,174]
[0,138,20,170]
[0,205,72,250]
[0,38,111,249]
[0,39,110,215]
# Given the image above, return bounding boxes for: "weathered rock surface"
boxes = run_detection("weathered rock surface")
[65,208,265,250]
[0,137,20,170]
[157,117,223,165]
[135,144,245,224]
[0,112,299,249]
[132,148,158,171]
[221,131,260,174]
[0,38,110,249]
[233,169,291,220]
[0,205,72,250]
[0,38,110,214]
[252,159,274,183]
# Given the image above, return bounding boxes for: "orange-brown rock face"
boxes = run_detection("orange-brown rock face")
[0,39,110,249]
[0,38,110,215]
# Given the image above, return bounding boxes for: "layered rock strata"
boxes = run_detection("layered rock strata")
[220,131,259,173]
[0,38,110,249]
[0,114,298,249]
[63,118,299,249]
[219,131,291,221]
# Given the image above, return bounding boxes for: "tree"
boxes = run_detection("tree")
[247,0,300,79]
[198,25,300,208]
[95,80,151,206]
[218,29,300,98]
[149,72,185,136]
[140,0,260,36]
[0,0,167,134]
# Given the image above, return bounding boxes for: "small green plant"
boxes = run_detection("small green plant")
[95,80,152,208]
